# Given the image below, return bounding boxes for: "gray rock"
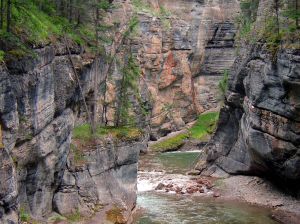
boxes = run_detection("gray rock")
[0,148,18,224]
[54,140,144,220]
[201,0,300,191]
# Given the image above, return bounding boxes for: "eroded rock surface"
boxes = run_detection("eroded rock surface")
[134,0,239,138]
[54,140,146,222]
[200,0,300,193]
[0,40,144,222]
[97,0,239,138]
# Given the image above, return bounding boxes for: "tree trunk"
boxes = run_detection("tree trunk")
[0,0,4,30]
[115,72,126,127]
[6,0,11,32]
[60,0,65,17]
[69,0,73,22]
[275,0,280,36]
[296,0,300,28]
[91,5,100,133]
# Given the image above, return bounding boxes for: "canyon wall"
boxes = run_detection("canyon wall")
[199,0,300,193]
[101,0,240,138]
[0,41,145,223]
[0,0,241,223]
[138,0,240,138]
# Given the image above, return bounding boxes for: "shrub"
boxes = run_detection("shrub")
[20,208,30,222]
[218,70,229,100]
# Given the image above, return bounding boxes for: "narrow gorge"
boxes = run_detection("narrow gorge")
[0,0,299,223]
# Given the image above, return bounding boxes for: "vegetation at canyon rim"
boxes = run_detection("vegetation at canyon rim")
[236,0,300,55]
[0,0,150,134]
[71,123,142,165]
[73,124,142,142]
[150,112,219,152]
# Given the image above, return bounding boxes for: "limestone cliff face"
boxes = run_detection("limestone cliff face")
[54,139,145,222]
[85,0,239,138]
[0,41,144,223]
[0,0,241,222]
[200,0,300,192]
[134,0,240,138]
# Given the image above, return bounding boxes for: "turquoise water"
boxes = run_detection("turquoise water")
[136,151,278,224]
[139,151,200,174]
[134,192,277,224]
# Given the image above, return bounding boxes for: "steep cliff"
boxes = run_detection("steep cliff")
[137,0,240,138]
[0,40,146,223]
[199,0,300,193]
[73,0,241,139]
[0,0,242,223]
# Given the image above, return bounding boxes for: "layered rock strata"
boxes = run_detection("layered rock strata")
[54,139,146,223]
[0,42,144,222]
[133,0,239,138]
[199,0,300,193]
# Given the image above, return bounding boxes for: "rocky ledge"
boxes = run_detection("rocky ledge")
[0,42,146,223]
[198,43,300,193]
[54,137,147,223]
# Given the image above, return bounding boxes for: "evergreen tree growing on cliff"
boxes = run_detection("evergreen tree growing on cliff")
[115,54,141,127]
[283,0,300,29]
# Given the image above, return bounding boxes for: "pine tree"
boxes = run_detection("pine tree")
[6,0,11,32]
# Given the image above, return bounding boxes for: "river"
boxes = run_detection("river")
[133,151,278,224]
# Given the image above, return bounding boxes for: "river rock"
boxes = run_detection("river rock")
[155,183,165,190]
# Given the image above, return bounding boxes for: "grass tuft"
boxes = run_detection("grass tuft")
[20,208,30,222]
[150,133,189,152]
[190,112,219,140]
[65,209,83,222]
[73,124,142,142]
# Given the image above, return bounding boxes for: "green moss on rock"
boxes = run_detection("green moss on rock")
[189,112,219,141]
[73,124,143,142]
[150,133,189,152]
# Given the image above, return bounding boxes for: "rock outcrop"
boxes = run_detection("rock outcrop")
[99,0,240,139]
[0,40,144,222]
[0,0,241,222]
[54,139,146,222]
[137,0,239,138]
[199,0,300,193]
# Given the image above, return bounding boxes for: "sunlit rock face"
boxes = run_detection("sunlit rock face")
[132,0,240,138]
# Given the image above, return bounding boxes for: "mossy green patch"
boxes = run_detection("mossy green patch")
[70,143,86,166]
[150,112,220,152]
[190,112,219,140]
[20,208,30,222]
[0,50,5,62]
[65,209,83,222]
[73,124,142,142]
[19,207,38,223]
[150,133,189,152]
